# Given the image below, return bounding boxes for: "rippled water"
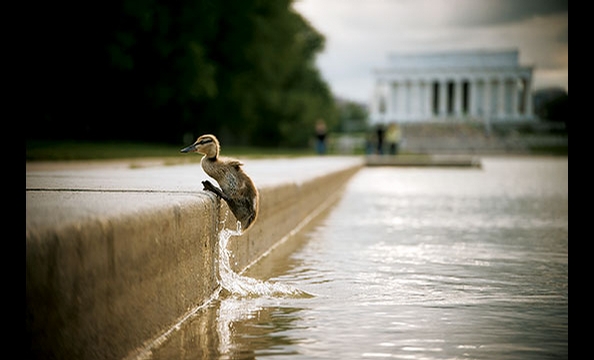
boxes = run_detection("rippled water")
[153,156,568,360]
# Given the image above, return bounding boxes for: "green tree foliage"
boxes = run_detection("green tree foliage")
[533,88,568,130]
[335,99,369,133]
[33,0,337,147]
[542,94,568,125]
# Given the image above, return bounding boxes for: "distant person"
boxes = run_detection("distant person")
[365,131,375,155]
[315,119,327,155]
[375,124,385,155]
[385,122,402,155]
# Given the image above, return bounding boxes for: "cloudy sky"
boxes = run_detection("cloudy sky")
[293,0,568,103]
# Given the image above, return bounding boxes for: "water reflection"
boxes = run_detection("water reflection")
[150,156,567,359]
[216,297,305,359]
[149,295,307,359]
[150,214,316,360]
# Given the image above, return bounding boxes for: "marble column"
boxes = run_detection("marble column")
[390,82,397,121]
[424,80,433,119]
[404,81,411,121]
[411,80,420,121]
[409,80,416,121]
[482,78,491,119]
[510,77,518,120]
[497,77,505,119]
[421,80,429,118]
[393,81,401,120]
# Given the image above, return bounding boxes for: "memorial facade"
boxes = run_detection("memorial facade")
[370,49,534,125]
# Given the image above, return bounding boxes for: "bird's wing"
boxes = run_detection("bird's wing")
[231,161,243,170]
[226,158,244,168]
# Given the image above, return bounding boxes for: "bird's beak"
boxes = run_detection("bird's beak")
[180,144,197,153]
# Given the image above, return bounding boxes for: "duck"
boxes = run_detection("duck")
[181,134,259,233]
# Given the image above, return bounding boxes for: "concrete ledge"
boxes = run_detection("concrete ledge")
[26,157,362,360]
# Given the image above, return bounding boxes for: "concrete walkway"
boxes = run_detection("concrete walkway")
[26,157,361,232]
[26,156,363,360]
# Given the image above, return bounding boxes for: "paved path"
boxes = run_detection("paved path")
[26,156,362,232]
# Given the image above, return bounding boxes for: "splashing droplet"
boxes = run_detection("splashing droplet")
[216,222,311,298]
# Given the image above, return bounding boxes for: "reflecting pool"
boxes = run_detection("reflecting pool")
[152,156,568,360]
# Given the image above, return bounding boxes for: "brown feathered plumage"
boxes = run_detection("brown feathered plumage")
[181,134,259,233]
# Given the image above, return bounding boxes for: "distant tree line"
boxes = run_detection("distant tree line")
[533,88,568,129]
[32,0,337,147]
[334,98,369,133]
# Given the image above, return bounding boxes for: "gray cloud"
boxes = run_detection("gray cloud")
[450,0,568,27]
[294,0,568,102]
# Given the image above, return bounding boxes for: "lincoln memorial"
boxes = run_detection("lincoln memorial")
[369,49,534,125]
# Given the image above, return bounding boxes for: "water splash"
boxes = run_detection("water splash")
[216,221,311,298]
[214,220,312,355]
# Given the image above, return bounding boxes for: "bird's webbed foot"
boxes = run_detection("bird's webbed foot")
[202,180,229,201]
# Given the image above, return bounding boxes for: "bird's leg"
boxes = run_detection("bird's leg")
[202,180,230,202]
